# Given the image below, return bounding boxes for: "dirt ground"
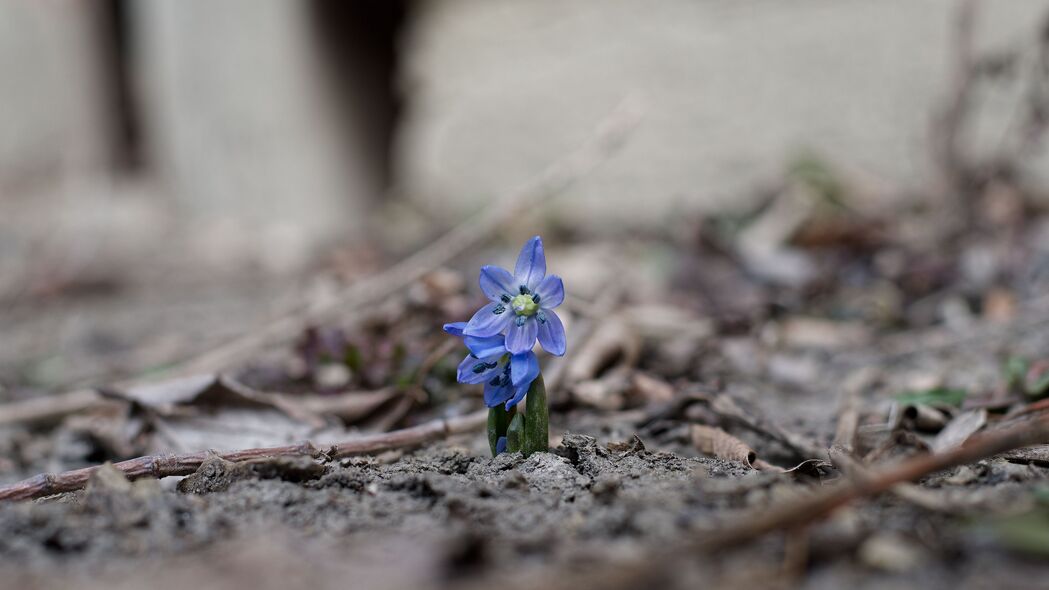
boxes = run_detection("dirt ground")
[3,278,1049,590]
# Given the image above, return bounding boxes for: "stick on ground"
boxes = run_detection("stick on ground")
[0,409,487,502]
[696,414,1049,550]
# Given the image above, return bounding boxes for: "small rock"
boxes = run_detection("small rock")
[591,476,621,504]
[177,456,240,494]
[313,363,352,390]
[858,532,926,572]
[767,353,820,386]
[177,455,325,495]
[86,463,134,495]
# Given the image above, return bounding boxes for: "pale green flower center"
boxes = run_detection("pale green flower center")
[510,293,538,317]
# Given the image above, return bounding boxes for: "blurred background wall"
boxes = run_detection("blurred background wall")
[1,0,1048,273]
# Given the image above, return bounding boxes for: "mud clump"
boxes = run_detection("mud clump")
[177,455,326,494]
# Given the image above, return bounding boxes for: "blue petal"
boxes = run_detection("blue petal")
[457,353,502,384]
[464,334,506,359]
[513,236,546,290]
[504,316,538,354]
[504,381,530,410]
[464,301,513,337]
[479,266,516,301]
[484,381,514,408]
[510,352,539,388]
[534,275,564,309]
[495,436,508,455]
[443,322,467,337]
[537,310,566,356]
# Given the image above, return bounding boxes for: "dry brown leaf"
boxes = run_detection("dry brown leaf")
[571,368,632,411]
[931,409,987,452]
[690,424,756,466]
[114,373,401,428]
[266,388,401,426]
[752,458,830,476]
[629,372,676,405]
[622,304,713,340]
[116,374,272,413]
[774,317,871,350]
[735,184,817,287]
[565,317,640,385]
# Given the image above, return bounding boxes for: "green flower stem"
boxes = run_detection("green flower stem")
[487,404,515,456]
[522,374,549,457]
[506,413,524,453]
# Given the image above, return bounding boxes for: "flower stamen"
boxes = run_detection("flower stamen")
[510,293,538,317]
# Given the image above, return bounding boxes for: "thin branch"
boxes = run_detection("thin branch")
[0,389,112,428]
[695,414,1049,550]
[0,409,487,502]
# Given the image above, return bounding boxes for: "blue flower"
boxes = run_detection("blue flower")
[443,322,540,410]
[463,236,566,356]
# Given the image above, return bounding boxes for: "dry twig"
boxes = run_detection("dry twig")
[0,389,114,428]
[695,414,1049,549]
[0,409,487,502]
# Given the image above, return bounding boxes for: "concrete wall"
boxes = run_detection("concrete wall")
[131,0,367,270]
[0,1,111,192]
[396,0,1049,227]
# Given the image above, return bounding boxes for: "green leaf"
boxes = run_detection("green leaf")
[990,509,1049,556]
[343,344,363,373]
[1025,360,1049,399]
[894,387,967,408]
[506,413,524,454]
[788,151,847,207]
[522,374,549,457]
[487,405,515,457]
[1004,356,1029,392]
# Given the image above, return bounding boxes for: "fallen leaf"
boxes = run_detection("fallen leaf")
[931,409,987,452]
[571,368,631,411]
[690,424,755,466]
[629,372,676,405]
[566,317,640,385]
[894,387,967,408]
[774,317,871,350]
[266,388,402,426]
[735,184,817,287]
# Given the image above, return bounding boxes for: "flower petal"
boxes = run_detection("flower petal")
[504,317,538,354]
[442,322,467,337]
[457,353,501,384]
[510,352,539,388]
[505,381,530,410]
[513,236,546,290]
[463,334,506,359]
[534,275,564,309]
[464,301,513,337]
[537,310,566,356]
[484,380,514,408]
[495,436,508,455]
[479,266,516,301]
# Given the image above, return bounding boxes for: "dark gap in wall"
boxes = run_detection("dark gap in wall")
[310,0,409,196]
[98,0,145,173]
